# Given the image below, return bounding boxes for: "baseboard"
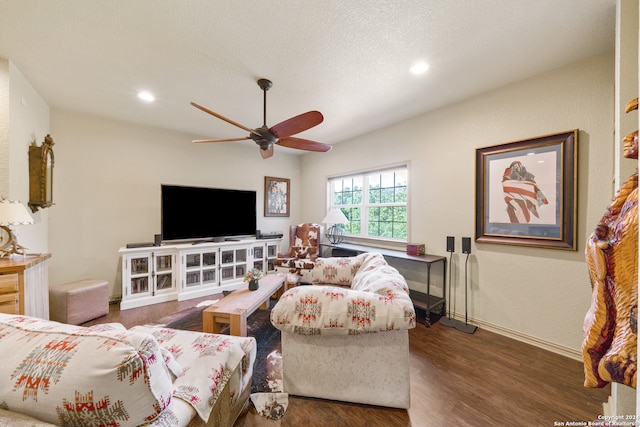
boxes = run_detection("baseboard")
[442,313,581,361]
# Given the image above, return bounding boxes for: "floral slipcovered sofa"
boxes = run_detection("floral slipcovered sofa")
[0,313,256,427]
[270,252,416,408]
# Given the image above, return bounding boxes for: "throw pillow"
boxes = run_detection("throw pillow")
[311,254,366,285]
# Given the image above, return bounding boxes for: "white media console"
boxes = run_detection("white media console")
[119,238,280,310]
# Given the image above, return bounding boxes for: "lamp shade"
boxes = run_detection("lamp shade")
[321,208,348,225]
[0,199,34,226]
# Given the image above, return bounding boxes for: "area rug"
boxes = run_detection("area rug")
[156,301,283,394]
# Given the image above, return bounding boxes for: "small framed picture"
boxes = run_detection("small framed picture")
[264,176,290,217]
[475,130,578,250]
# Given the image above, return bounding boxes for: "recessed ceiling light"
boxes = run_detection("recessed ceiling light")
[137,90,156,102]
[410,61,430,75]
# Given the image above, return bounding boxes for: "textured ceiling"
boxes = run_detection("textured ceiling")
[0,0,616,152]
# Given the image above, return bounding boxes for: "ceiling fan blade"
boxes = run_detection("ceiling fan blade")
[276,137,332,152]
[193,137,251,143]
[270,111,324,138]
[260,144,274,159]
[190,102,260,137]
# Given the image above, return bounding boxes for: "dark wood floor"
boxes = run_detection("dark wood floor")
[88,298,610,426]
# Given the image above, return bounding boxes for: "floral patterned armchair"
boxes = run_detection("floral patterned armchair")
[273,223,321,283]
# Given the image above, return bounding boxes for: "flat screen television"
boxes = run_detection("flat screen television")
[161,184,257,242]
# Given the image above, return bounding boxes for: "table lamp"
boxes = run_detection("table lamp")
[322,208,349,244]
[0,198,35,257]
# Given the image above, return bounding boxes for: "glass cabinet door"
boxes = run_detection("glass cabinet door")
[121,249,177,309]
[266,243,278,272]
[128,255,151,297]
[154,253,174,292]
[249,242,279,273]
[184,252,202,288]
[253,245,264,259]
[221,249,234,264]
[220,246,248,283]
[251,244,265,271]
[202,251,217,285]
[186,270,201,287]
[186,253,201,268]
[183,248,219,289]
[267,243,278,258]
[203,251,217,266]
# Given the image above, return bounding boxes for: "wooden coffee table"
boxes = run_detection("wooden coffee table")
[202,274,286,336]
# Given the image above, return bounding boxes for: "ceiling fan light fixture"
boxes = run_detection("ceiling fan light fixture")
[410,61,430,75]
[137,90,156,102]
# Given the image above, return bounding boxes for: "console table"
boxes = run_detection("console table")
[320,243,446,327]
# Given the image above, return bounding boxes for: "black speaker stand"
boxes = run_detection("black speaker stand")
[454,253,477,334]
[439,250,464,328]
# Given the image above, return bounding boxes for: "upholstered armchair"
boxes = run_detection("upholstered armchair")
[273,223,321,283]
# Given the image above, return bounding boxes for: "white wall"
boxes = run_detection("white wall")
[0,59,8,197]
[0,59,50,253]
[49,109,302,299]
[300,52,615,357]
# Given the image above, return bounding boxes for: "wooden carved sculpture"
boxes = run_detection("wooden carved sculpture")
[582,98,638,388]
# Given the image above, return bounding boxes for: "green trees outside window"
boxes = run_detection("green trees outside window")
[328,166,408,241]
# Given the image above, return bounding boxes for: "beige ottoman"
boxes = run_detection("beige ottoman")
[49,279,109,325]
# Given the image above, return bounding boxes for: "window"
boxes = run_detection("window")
[328,165,408,241]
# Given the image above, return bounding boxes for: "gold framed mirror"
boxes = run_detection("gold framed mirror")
[28,134,55,213]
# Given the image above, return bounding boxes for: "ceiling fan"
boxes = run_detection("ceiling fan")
[191,78,332,159]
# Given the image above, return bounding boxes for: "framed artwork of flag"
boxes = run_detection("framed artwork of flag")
[475,130,578,250]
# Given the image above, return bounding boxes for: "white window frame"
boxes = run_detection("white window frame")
[326,163,409,243]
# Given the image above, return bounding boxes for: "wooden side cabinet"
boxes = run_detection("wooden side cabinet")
[0,254,51,318]
[0,274,19,314]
